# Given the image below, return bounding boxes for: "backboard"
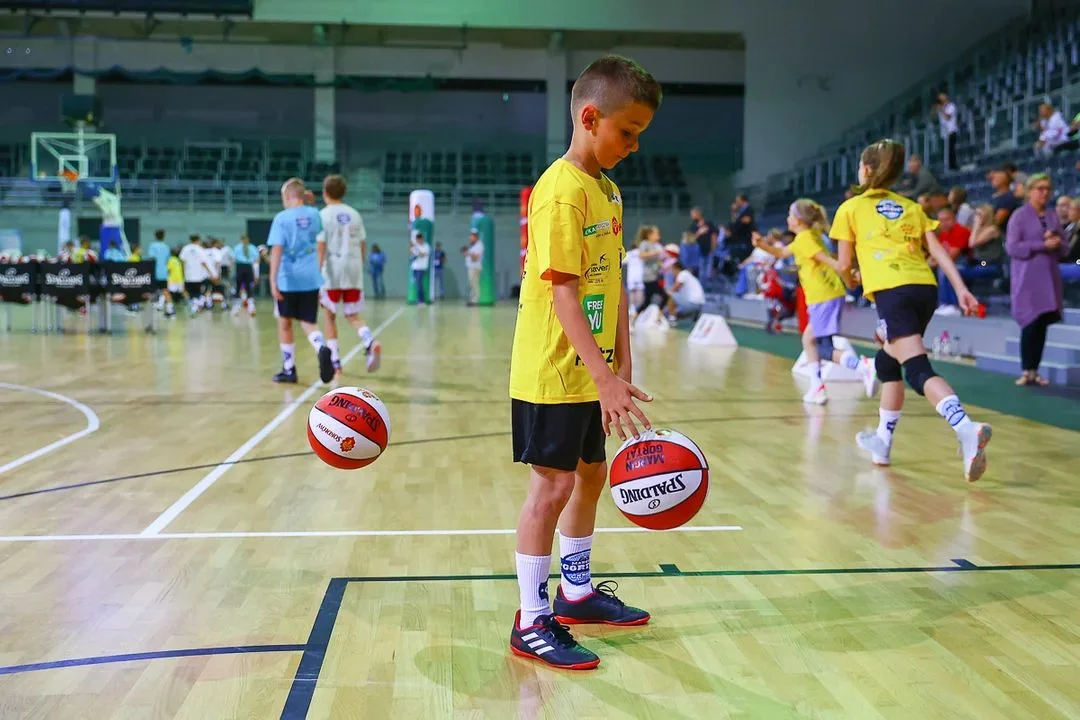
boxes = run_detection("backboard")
[31,128,118,190]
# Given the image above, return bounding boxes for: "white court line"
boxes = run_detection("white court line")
[0,383,100,477]
[139,306,406,536]
[0,525,742,543]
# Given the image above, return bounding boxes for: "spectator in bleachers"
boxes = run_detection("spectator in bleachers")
[1056,194,1072,226]
[1002,162,1027,199]
[896,154,940,200]
[949,186,974,228]
[989,166,1021,228]
[1006,173,1068,386]
[735,229,784,297]
[968,204,1005,278]
[687,207,718,280]
[369,244,386,299]
[678,232,702,280]
[932,206,971,316]
[1063,199,1080,282]
[1034,103,1072,158]
[935,93,959,172]
[727,194,756,263]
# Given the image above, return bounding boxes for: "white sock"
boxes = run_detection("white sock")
[516,552,552,629]
[809,360,822,385]
[307,331,325,351]
[840,349,861,371]
[876,408,902,446]
[165,303,173,314]
[935,394,974,433]
[559,533,594,601]
[358,325,374,349]
[281,343,296,371]
[327,339,340,363]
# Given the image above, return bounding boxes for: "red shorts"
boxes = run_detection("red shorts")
[320,287,365,316]
[323,288,362,304]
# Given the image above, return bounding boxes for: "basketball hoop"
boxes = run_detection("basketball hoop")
[60,169,80,193]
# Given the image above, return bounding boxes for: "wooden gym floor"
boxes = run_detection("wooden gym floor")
[0,299,1078,719]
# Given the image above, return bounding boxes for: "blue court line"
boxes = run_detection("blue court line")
[0,643,305,676]
[279,559,1080,718]
[280,578,349,720]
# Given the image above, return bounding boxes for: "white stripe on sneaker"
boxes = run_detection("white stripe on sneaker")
[535,646,554,655]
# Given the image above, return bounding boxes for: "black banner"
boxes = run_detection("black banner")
[102,261,154,300]
[0,262,37,305]
[41,263,92,305]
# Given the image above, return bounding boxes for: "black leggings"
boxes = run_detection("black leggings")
[638,280,667,314]
[1020,311,1061,372]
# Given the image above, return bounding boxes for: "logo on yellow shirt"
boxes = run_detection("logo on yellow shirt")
[583,216,622,238]
[584,294,605,334]
[875,200,903,220]
[585,253,612,284]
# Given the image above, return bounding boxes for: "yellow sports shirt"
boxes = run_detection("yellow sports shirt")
[787,229,845,305]
[509,159,625,404]
[829,189,937,300]
[167,256,183,285]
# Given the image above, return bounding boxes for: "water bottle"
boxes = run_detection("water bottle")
[941,331,952,358]
[951,335,962,358]
[932,333,942,358]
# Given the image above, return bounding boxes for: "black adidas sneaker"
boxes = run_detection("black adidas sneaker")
[509,611,600,670]
[552,580,651,626]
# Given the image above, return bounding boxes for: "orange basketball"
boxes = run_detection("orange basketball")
[608,429,708,530]
[307,386,391,470]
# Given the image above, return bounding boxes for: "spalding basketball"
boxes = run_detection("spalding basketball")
[307,386,391,470]
[609,429,708,530]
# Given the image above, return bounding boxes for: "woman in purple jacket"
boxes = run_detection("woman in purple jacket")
[1006,173,1069,386]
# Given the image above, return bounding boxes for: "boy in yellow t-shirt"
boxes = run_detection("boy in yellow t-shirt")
[751,198,878,405]
[507,55,661,671]
[832,139,991,482]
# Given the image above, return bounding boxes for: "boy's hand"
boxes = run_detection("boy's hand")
[596,373,652,441]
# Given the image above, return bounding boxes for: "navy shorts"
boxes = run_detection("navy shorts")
[276,290,319,324]
[873,284,938,343]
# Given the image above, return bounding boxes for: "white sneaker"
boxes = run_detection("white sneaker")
[802,383,828,405]
[366,341,382,372]
[858,357,879,398]
[856,430,891,466]
[958,423,993,482]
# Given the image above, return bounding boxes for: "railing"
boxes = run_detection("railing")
[0,177,692,214]
[752,84,1080,207]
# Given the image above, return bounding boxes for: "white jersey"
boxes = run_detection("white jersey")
[319,202,366,289]
[205,247,224,276]
[623,248,644,287]
[179,243,209,282]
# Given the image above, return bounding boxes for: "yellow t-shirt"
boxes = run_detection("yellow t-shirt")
[167,256,183,285]
[829,189,937,300]
[509,159,625,404]
[787,229,845,305]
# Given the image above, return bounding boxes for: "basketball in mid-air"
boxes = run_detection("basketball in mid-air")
[307,386,391,469]
[609,429,708,530]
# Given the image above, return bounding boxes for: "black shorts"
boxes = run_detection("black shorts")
[185,281,205,297]
[511,399,605,472]
[276,289,319,324]
[235,264,255,293]
[873,284,938,343]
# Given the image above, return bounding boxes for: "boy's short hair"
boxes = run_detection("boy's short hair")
[570,54,662,115]
[323,174,347,201]
[154,229,165,241]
